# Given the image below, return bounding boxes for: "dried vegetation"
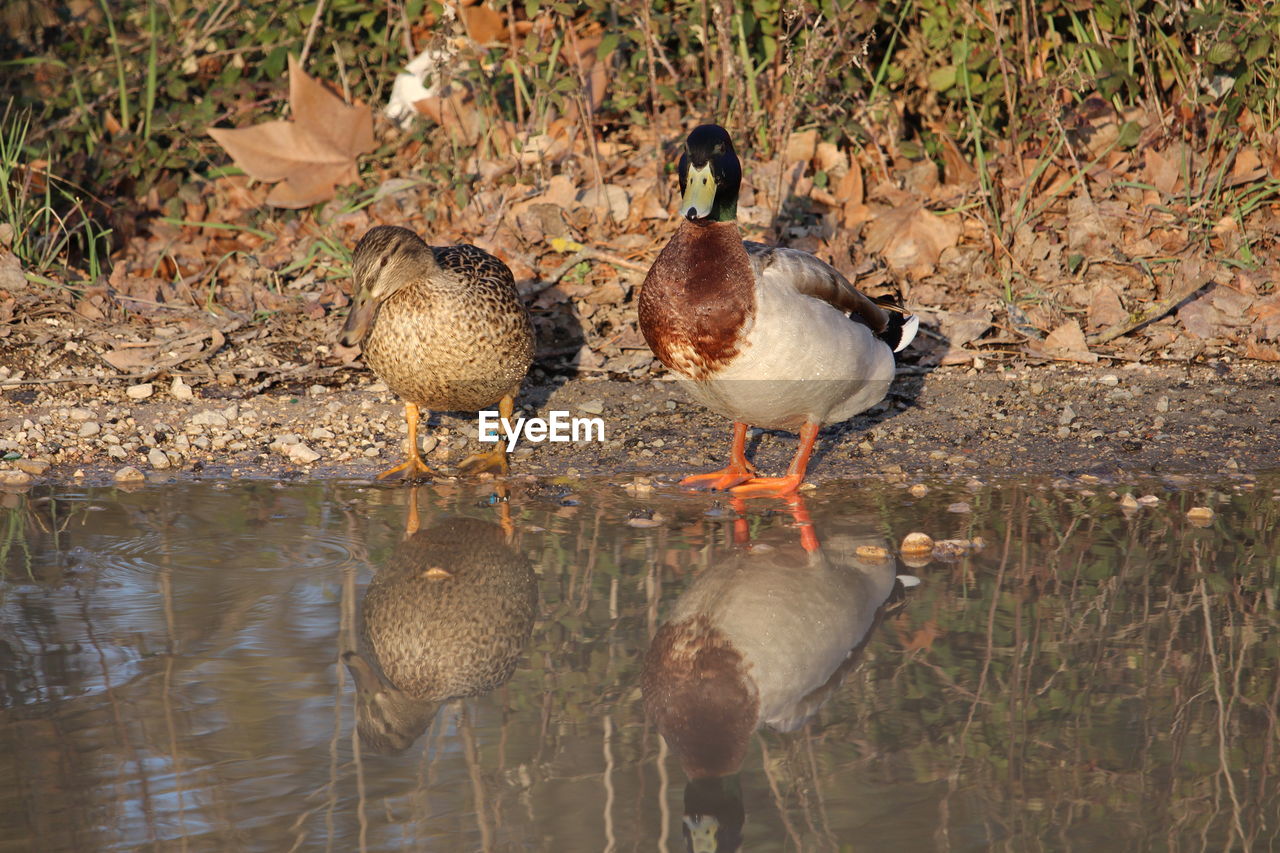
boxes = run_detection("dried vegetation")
[1,0,1279,395]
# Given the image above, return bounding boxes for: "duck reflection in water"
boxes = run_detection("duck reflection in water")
[642,495,910,852]
[343,487,537,754]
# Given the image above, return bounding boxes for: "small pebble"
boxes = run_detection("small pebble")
[68,408,94,422]
[901,531,934,554]
[1186,506,1214,525]
[285,442,321,464]
[171,376,194,400]
[0,469,33,487]
[147,448,170,469]
[79,421,101,437]
[855,545,891,563]
[126,383,154,400]
[1099,374,1119,387]
[114,466,145,482]
[908,484,929,497]
[579,399,605,415]
[1137,494,1160,506]
[192,410,228,428]
[14,458,49,475]
[1119,493,1139,510]
[947,502,971,513]
[1058,405,1076,426]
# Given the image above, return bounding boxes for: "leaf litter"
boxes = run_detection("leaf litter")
[2,15,1279,431]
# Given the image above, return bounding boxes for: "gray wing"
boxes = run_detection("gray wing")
[744,242,890,336]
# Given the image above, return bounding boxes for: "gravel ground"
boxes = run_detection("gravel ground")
[2,359,1277,490]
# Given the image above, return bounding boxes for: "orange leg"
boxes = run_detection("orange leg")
[730,421,821,499]
[785,494,820,552]
[458,394,514,477]
[680,422,758,490]
[728,496,751,545]
[378,402,440,481]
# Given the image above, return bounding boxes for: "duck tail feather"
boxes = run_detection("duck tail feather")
[881,311,918,353]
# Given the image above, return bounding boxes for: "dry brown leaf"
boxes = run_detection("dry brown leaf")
[1249,293,1280,340]
[1227,147,1266,187]
[785,129,818,164]
[1087,283,1128,330]
[1177,292,1223,339]
[1040,320,1098,363]
[207,55,374,208]
[864,202,961,275]
[1143,147,1182,195]
[414,82,485,146]
[460,3,506,44]
[938,310,992,349]
[1244,338,1280,361]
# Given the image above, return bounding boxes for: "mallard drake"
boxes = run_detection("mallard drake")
[642,497,901,846]
[343,510,537,754]
[340,225,534,480]
[638,125,917,496]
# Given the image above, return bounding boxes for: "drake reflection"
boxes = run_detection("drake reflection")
[344,487,536,754]
[643,496,907,851]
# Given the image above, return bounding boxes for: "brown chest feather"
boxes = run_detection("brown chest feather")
[638,221,755,379]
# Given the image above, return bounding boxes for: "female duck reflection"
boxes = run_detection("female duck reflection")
[643,496,911,851]
[343,487,537,754]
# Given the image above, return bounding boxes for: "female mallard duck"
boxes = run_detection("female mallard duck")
[638,125,917,497]
[642,496,902,845]
[343,512,537,754]
[340,225,534,479]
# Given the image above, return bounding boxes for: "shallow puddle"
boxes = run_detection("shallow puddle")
[1,474,1278,851]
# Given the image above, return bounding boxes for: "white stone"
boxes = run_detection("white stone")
[114,466,145,482]
[191,410,229,428]
[0,469,33,487]
[68,408,95,422]
[78,421,101,437]
[286,442,321,464]
[147,448,170,469]
[170,376,194,401]
[269,434,301,452]
[126,383,154,400]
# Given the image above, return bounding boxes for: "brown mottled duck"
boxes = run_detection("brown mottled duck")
[339,225,534,480]
[343,508,537,754]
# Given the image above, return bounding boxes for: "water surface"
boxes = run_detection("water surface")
[1,474,1277,851]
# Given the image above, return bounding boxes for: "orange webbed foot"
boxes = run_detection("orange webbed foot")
[457,447,509,477]
[376,455,439,482]
[679,462,757,491]
[728,474,806,498]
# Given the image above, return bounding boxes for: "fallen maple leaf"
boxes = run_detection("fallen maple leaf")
[208,55,374,208]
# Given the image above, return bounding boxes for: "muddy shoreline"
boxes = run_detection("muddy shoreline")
[3,360,1278,490]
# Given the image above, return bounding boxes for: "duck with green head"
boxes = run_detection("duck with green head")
[340,225,534,480]
[638,125,917,496]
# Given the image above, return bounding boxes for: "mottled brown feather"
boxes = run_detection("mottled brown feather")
[357,235,534,413]
[638,220,755,380]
